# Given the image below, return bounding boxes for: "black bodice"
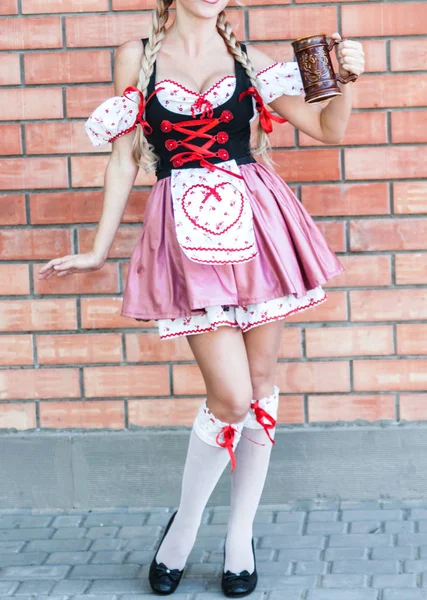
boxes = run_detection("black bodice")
[142,40,257,179]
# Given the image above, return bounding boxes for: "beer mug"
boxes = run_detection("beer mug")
[291,33,358,104]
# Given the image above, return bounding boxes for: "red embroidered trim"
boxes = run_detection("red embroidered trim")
[256,62,280,77]
[181,182,245,236]
[158,293,328,339]
[240,294,328,331]
[181,244,256,252]
[156,75,235,98]
[108,123,138,143]
[179,250,258,264]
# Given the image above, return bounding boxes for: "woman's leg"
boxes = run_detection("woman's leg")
[155,326,253,570]
[224,320,285,574]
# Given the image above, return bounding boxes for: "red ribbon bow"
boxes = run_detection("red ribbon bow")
[123,86,162,135]
[216,425,238,471]
[239,86,287,134]
[251,401,276,444]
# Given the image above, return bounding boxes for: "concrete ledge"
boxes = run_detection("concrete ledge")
[1,425,426,508]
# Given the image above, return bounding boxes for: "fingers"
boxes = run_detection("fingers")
[38,255,75,274]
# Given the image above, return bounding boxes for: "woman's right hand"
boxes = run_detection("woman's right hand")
[38,250,106,280]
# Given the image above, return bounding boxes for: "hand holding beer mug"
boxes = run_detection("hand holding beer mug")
[292,32,365,103]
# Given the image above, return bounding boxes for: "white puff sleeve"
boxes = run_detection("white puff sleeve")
[84,90,141,147]
[256,62,304,103]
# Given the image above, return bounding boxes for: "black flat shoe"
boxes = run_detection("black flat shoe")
[149,510,185,595]
[221,537,258,598]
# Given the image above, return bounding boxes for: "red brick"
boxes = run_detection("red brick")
[125,333,193,362]
[308,395,395,422]
[394,182,427,215]
[0,368,80,399]
[277,396,304,424]
[0,124,21,156]
[0,335,33,366]
[0,88,63,120]
[71,156,155,188]
[345,146,427,181]
[0,404,36,430]
[34,263,119,295]
[352,75,427,110]
[399,395,427,421]
[285,291,347,323]
[30,190,149,224]
[277,327,302,359]
[390,39,427,72]
[325,255,391,288]
[173,365,204,395]
[350,219,427,252]
[300,112,387,147]
[66,13,152,47]
[272,149,340,182]
[391,111,427,144]
[84,365,169,397]
[22,0,108,13]
[128,398,200,427]
[0,54,20,85]
[78,226,140,258]
[276,361,350,393]
[250,42,295,64]
[395,254,427,285]
[113,0,155,8]
[354,359,427,392]
[0,194,26,225]
[81,297,154,329]
[249,7,337,41]
[0,158,68,190]
[25,51,111,85]
[302,183,389,216]
[343,3,427,36]
[0,228,72,259]
[0,265,30,295]
[39,400,124,429]
[267,120,295,148]
[37,333,122,365]
[66,84,114,117]
[351,289,427,322]
[0,17,62,50]
[313,221,345,252]
[0,299,77,332]
[306,325,393,358]
[0,0,18,14]
[396,324,427,356]
[26,122,109,155]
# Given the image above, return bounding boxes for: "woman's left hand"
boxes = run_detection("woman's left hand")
[331,32,365,79]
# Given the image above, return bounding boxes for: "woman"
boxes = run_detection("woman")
[39,0,365,595]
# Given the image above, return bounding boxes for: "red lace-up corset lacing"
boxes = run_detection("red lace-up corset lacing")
[161,109,243,180]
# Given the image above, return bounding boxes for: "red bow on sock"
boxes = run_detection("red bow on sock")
[123,86,162,135]
[216,425,238,471]
[239,86,287,134]
[251,401,276,444]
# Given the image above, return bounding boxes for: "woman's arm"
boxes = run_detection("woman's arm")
[92,40,143,263]
[246,33,365,145]
[39,40,144,279]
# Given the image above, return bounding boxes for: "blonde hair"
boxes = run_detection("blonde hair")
[132,0,272,171]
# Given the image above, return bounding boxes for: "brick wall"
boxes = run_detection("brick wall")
[1,0,426,431]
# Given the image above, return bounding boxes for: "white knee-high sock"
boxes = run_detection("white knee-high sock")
[224,386,279,574]
[155,400,245,571]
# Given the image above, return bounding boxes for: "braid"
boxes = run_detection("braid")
[132,0,173,171]
[216,11,273,166]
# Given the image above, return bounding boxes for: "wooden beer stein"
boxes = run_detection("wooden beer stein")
[291,33,358,104]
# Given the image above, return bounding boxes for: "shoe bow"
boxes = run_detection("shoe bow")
[154,561,183,582]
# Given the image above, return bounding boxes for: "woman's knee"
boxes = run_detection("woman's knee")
[206,385,253,424]
[250,366,276,400]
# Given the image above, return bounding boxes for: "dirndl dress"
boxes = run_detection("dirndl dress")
[85,42,345,339]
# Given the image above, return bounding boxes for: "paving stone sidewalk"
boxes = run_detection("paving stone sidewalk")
[2,499,427,599]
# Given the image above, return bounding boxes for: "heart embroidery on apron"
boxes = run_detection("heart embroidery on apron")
[171,159,258,265]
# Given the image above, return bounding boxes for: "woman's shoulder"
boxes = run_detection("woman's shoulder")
[114,39,145,94]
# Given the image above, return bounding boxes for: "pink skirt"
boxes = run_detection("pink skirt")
[121,161,345,322]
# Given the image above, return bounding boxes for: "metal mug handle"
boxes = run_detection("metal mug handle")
[326,37,359,84]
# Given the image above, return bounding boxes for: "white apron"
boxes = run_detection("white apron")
[170,159,258,265]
